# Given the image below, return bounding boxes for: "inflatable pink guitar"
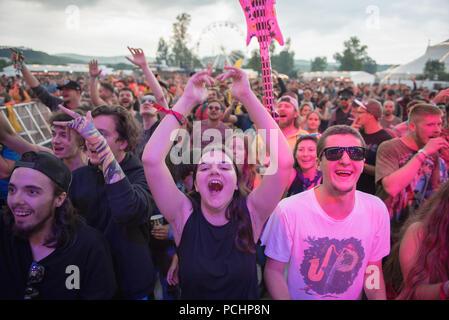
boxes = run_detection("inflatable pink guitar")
[239,0,284,121]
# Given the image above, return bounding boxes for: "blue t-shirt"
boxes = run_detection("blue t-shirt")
[0,144,20,200]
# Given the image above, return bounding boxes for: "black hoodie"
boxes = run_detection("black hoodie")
[69,152,155,299]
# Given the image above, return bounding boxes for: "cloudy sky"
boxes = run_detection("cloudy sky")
[1,0,448,65]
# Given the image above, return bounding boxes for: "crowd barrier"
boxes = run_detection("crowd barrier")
[0,102,52,146]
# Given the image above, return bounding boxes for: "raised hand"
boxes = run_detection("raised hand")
[54,105,125,184]
[126,47,147,68]
[216,66,251,102]
[53,105,99,144]
[182,69,214,106]
[88,59,102,78]
[9,48,24,63]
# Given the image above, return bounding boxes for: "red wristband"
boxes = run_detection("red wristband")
[153,103,187,126]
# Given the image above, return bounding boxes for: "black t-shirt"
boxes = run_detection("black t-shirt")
[0,217,117,300]
[177,206,258,300]
[357,128,393,195]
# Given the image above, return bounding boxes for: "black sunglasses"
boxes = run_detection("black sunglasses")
[320,146,366,161]
[24,261,45,300]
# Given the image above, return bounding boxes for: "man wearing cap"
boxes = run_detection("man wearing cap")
[329,88,355,127]
[0,151,117,299]
[277,95,308,151]
[353,99,393,195]
[11,49,82,111]
[55,105,156,300]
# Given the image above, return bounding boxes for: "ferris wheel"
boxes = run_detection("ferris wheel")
[194,21,248,69]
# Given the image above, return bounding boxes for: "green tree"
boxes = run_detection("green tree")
[0,59,12,72]
[363,56,377,74]
[424,59,446,80]
[169,13,200,71]
[244,49,262,75]
[271,38,296,77]
[311,56,327,71]
[155,37,170,65]
[333,36,376,72]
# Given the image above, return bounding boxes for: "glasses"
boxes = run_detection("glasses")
[208,106,221,111]
[297,133,319,138]
[141,98,155,104]
[24,261,45,300]
[319,146,366,161]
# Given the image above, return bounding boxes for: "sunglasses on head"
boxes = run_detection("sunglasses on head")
[297,133,319,138]
[141,98,155,104]
[24,261,45,300]
[319,146,366,161]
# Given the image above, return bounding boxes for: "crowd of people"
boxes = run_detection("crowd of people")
[0,46,448,300]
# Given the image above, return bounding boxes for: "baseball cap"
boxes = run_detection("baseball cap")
[354,99,382,120]
[278,95,299,111]
[13,151,72,192]
[338,88,354,100]
[57,80,81,91]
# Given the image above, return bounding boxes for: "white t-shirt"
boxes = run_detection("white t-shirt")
[262,188,390,300]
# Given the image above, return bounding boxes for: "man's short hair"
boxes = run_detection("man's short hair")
[119,87,135,98]
[408,103,442,124]
[316,125,366,159]
[100,82,114,94]
[383,100,395,108]
[91,105,142,153]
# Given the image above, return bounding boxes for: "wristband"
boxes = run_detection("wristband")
[417,149,429,158]
[440,281,448,300]
[416,150,427,162]
[153,103,187,126]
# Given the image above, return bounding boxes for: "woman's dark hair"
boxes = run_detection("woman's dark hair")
[3,182,84,249]
[293,135,318,170]
[384,180,449,299]
[91,105,142,153]
[188,145,254,254]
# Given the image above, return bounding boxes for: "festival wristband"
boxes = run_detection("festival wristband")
[153,103,187,126]
[418,149,429,158]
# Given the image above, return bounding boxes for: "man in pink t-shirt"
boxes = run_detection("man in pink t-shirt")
[262,125,390,300]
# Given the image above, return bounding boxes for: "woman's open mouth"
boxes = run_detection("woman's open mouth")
[208,179,223,193]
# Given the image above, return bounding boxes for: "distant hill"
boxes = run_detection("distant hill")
[0,46,137,66]
[0,46,84,64]
[0,46,393,73]
[55,53,136,65]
